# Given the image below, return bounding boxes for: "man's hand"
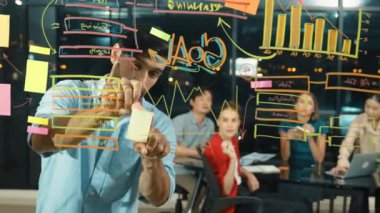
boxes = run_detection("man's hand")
[137,127,171,206]
[246,173,260,192]
[101,62,143,116]
[134,128,170,159]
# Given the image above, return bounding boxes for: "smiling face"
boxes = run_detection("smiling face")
[295,94,315,117]
[217,108,240,139]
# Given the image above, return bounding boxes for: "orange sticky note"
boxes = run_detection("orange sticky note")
[225,0,260,15]
[0,14,10,48]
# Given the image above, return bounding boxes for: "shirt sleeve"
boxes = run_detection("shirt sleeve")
[279,121,291,133]
[337,116,361,168]
[234,138,241,174]
[172,116,184,143]
[209,120,215,135]
[26,80,80,157]
[203,137,232,197]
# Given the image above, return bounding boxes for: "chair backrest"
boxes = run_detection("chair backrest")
[198,149,223,198]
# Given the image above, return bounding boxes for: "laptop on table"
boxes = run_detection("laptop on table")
[326,153,379,179]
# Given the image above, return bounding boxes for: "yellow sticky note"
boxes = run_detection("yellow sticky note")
[28,116,49,125]
[150,27,171,42]
[225,0,260,15]
[0,14,10,48]
[30,45,51,55]
[127,108,153,143]
[24,59,49,94]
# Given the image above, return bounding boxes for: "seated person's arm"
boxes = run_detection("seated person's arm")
[279,131,292,162]
[303,124,326,163]
[331,120,360,175]
[240,167,260,192]
[175,141,199,158]
[306,133,326,163]
[223,148,238,195]
[338,121,360,167]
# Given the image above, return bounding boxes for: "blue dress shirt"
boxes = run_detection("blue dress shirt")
[27,77,176,213]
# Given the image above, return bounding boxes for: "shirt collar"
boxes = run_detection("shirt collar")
[188,111,206,127]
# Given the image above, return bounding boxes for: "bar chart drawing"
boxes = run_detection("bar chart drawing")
[260,0,362,59]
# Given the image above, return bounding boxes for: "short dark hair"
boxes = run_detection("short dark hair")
[118,25,169,61]
[369,94,380,103]
[190,87,213,101]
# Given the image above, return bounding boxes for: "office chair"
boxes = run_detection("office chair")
[174,184,189,213]
[199,150,264,213]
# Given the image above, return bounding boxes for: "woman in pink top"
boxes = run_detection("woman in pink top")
[331,94,380,175]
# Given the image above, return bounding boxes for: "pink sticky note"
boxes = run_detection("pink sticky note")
[27,126,49,135]
[0,84,11,116]
[251,80,273,88]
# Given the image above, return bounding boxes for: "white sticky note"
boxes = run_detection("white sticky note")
[127,108,153,143]
[24,59,49,93]
[0,14,10,48]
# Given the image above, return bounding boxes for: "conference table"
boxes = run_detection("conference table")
[175,157,380,213]
[272,161,380,213]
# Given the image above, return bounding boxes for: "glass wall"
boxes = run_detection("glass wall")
[0,0,379,188]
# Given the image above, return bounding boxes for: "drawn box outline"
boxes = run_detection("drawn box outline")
[255,108,308,124]
[54,134,119,151]
[325,72,380,94]
[51,114,119,131]
[253,75,310,93]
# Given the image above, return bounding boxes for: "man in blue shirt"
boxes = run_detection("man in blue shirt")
[28,27,176,213]
[172,88,214,212]
[173,88,215,158]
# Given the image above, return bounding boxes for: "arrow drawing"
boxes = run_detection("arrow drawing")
[217,17,277,60]
[13,98,33,108]
[41,0,57,54]
[3,53,23,74]
[51,22,60,29]
[239,95,256,140]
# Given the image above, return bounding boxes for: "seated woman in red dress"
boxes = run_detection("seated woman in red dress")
[203,102,309,213]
